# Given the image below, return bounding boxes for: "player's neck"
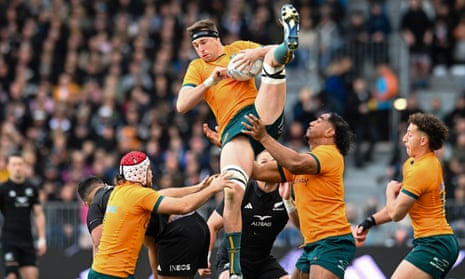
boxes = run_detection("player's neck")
[9,177,25,184]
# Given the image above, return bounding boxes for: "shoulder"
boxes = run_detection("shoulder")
[94,186,114,206]
[312,145,341,160]
[227,40,261,50]
[188,57,204,67]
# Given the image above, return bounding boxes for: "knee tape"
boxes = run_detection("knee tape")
[221,165,248,190]
[261,63,286,84]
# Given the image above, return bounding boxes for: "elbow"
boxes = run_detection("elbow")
[390,214,404,222]
[388,209,405,222]
[175,201,195,214]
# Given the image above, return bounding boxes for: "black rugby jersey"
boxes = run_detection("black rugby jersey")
[0,180,40,243]
[216,180,289,261]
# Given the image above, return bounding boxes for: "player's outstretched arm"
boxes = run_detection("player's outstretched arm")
[158,175,216,197]
[243,114,319,175]
[157,172,233,215]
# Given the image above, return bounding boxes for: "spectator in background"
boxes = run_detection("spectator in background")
[322,56,352,117]
[316,3,343,74]
[346,77,377,168]
[446,173,465,239]
[452,14,465,65]
[443,94,465,135]
[400,0,433,89]
[371,63,398,141]
[292,86,319,130]
[294,4,318,71]
[346,10,369,78]
[431,1,455,70]
[428,96,445,120]
[399,94,425,128]
[367,0,391,66]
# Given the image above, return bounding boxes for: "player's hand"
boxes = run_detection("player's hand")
[198,267,211,277]
[231,49,257,72]
[241,114,267,141]
[37,238,47,256]
[211,66,230,81]
[355,215,376,244]
[198,175,212,190]
[210,172,234,191]
[386,180,402,197]
[354,225,369,244]
[203,123,221,147]
[279,182,292,200]
[351,225,366,247]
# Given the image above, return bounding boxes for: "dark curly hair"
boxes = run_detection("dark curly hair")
[408,112,448,151]
[328,112,354,156]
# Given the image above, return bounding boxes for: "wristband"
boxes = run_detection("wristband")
[207,250,212,262]
[283,199,296,213]
[38,237,46,247]
[358,215,376,232]
[203,76,217,88]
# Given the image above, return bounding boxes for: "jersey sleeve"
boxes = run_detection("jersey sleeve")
[401,159,434,198]
[182,59,203,87]
[136,187,163,212]
[87,202,104,233]
[230,40,262,49]
[30,183,40,205]
[86,188,111,233]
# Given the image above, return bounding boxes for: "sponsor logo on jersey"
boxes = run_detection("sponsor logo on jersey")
[273,201,285,211]
[25,188,34,196]
[251,215,272,227]
[244,202,253,209]
[15,196,30,207]
[169,264,191,272]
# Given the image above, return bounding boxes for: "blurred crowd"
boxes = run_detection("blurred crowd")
[1,0,465,249]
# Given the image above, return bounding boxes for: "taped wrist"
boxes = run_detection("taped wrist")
[203,76,217,88]
[283,199,296,213]
[359,215,376,231]
[38,237,46,247]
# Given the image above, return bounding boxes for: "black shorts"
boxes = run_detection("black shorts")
[2,242,37,267]
[215,250,287,279]
[157,212,210,276]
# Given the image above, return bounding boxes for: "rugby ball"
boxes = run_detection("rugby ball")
[227,53,263,81]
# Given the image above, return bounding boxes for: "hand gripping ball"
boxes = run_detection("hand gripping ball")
[227,53,263,81]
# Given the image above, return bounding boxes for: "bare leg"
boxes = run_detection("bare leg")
[19,266,39,279]
[255,4,299,124]
[220,136,254,278]
[308,265,339,279]
[391,260,433,279]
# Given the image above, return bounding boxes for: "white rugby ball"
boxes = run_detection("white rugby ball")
[227,53,263,81]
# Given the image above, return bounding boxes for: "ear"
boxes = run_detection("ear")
[420,134,429,147]
[325,127,335,138]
